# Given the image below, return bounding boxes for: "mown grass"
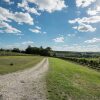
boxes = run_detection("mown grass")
[0,56,43,74]
[46,58,100,100]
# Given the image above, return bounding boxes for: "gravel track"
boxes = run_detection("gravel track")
[0,58,48,100]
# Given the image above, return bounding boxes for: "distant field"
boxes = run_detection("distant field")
[47,58,100,100]
[63,57,100,71]
[79,57,100,62]
[0,51,30,56]
[0,56,43,74]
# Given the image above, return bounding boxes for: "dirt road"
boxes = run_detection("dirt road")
[0,58,48,100]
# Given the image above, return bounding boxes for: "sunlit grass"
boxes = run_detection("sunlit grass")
[46,58,100,100]
[0,56,43,74]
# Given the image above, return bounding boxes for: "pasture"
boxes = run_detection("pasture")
[0,56,43,74]
[46,58,100,100]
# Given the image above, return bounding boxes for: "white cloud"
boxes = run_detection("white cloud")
[6,41,34,49]
[0,21,21,34]
[0,7,34,25]
[69,15,100,32]
[18,0,67,14]
[29,29,41,33]
[52,44,100,52]
[76,0,96,8]
[29,26,46,34]
[87,6,100,15]
[69,1,100,33]
[26,0,67,13]
[18,0,40,15]
[67,34,76,37]
[29,25,42,33]
[3,0,14,5]
[4,0,10,2]
[21,41,34,45]
[69,16,100,24]
[53,36,64,43]
[0,30,4,33]
[14,12,34,25]
[43,31,47,34]
[85,38,100,43]
[0,7,13,22]
[0,7,34,35]
[73,24,96,32]
[35,26,41,30]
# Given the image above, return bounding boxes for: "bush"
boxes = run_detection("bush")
[61,57,100,71]
[10,63,14,66]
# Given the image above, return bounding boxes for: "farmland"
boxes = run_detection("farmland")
[0,56,43,74]
[0,51,100,100]
[0,51,29,56]
[46,58,100,100]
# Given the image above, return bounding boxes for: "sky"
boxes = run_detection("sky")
[0,0,100,52]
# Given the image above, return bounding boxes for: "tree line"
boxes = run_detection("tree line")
[0,46,53,56]
[25,46,52,56]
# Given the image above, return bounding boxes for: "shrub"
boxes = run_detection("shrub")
[10,63,14,66]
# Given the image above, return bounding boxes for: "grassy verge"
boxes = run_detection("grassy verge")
[46,58,100,100]
[0,56,43,74]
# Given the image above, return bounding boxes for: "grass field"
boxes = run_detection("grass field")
[0,56,43,74]
[0,51,30,56]
[46,58,100,100]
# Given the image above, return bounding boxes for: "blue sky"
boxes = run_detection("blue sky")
[0,0,100,51]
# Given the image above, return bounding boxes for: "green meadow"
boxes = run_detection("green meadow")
[46,58,100,100]
[0,56,43,74]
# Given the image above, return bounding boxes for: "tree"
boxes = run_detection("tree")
[12,48,20,53]
[45,47,52,56]
[25,45,33,54]
[25,46,52,56]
